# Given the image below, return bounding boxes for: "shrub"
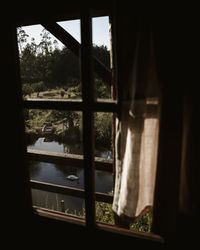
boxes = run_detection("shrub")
[95,113,112,149]
[60,89,65,97]
[22,83,34,97]
[96,201,114,225]
[130,212,153,232]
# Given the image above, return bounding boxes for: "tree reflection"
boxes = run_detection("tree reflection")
[28,161,41,177]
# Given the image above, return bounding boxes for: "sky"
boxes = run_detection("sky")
[21,16,110,50]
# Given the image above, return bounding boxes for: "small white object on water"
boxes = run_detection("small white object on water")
[66,175,79,181]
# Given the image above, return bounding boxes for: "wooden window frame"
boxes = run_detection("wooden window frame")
[18,9,117,229]
[15,8,181,246]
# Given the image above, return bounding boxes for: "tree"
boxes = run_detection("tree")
[93,45,110,68]
[32,82,46,97]
[50,110,80,130]
[20,43,38,83]
[38,29,53,55]
[17,27,29,55]
[17,28,110,91]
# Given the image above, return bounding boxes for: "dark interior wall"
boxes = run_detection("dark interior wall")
[2,2,199,248]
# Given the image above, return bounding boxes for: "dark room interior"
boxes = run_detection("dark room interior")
[2,1,199,248]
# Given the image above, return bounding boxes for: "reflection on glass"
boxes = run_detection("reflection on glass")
[17,21,81,100]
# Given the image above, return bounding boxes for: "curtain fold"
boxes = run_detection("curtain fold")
[179,89,200,217]
[112,28,160,221]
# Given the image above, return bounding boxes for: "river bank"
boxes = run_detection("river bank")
[26,124,81,146]
[25,109,112,149]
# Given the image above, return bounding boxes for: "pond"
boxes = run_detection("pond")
[28,137,113,217]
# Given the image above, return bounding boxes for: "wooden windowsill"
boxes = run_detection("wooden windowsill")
[34,207,164,244]
[96,222,164,243]
[34,207,86,226]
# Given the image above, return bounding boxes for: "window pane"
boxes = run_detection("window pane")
[92,16,112,100]
[17,21,81,100]
[94,112,114,225]
[25,109,84,218]
[94,112,112,159]
[30,162,85,218]
[25,109,82,154]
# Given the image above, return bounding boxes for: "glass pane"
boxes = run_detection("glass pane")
[30,162,85,218]
[17,20,81,100]
[31,189,85,217]
[92,16,112,100]
[94,112,112,159]
[94,112,114,225]
[25,109,84,218]
[25,109,83,154]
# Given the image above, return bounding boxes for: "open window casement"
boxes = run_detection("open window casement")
[112,29,160,222]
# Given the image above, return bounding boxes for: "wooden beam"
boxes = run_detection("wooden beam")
[23,99,118,112]
[23,99,157,115]
[42,22,112,84]
[23,99,83,111]
[80,10,95,228]
[27,149,113,173]
[30,180,113,203]
[31,180,84,197]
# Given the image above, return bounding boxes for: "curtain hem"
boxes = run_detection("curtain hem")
[113,205,153,224]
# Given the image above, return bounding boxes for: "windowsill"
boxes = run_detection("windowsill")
[34,207,86,226]
[34,207,164,244]
[96,222,164,243]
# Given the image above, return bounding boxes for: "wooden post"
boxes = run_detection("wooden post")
[60,200,65,213]
[81,9,96,229]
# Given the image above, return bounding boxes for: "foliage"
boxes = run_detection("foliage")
[17,28,111,100]
[22,84,33,97]
[32,81,46,96]
[60,89,65,98]
[94,113,112,148]
[130,212,153,233]
[95,78,111,99]
[96,201,114,225]
[93,45,110,68]
[96,200,152,233]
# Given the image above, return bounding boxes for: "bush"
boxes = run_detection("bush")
[95,113,112,149]
[60,89,65,97]
[130,212,153,232]
[31,81,46,96]
[22,83,34,97]
[96,201,152,233]
[96,201,114,225]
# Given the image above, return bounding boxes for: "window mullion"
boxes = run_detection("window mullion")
[81,10,95,229]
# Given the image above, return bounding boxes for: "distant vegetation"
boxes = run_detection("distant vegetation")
[18,27,112,148]
[19,27,152,232]
[17,27,111,99]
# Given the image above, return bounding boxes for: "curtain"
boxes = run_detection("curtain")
[179,88,200,217]
[112,26,160,222]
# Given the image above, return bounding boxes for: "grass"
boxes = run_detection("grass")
[32,190,152,233]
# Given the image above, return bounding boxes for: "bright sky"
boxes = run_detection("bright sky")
[21,16,110,50]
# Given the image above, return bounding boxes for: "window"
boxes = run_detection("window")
[16,11,162,242]
[17,13,116,227]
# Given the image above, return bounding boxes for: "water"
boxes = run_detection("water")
[28,137,113,216]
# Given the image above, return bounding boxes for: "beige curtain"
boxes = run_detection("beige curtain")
[112,31,160,221]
